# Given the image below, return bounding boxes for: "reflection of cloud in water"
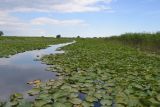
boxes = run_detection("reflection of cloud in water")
[34,50,65,58]
[0,41,75,100]
[0,58,11,65]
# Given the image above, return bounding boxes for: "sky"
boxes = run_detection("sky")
[0,0,160,37]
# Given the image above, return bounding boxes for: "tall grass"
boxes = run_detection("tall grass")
[106,32,160,54]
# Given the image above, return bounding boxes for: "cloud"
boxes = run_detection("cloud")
[0,0,113,36]
[0,10,87,36]
[51,0,112,13]
[0,0,113,13]
[0,11,29,32]
[0,11,42,35]
[31,17,86,26]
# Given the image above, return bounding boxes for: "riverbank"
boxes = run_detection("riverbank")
[0,36,72,58]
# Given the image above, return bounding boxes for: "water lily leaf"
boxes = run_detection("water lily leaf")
[10,93,23,101]
[127,95,139,107]
[156,94,160,102]
[13,93,23,99]
[64,103,72,107]
[53,102,67,107]
[10,101,19,106]
[36,94,50,100]
[42,104,52,107]
[61,84,72,90]
[82,101,92,107]
[27,88,40,96]
[114,104,125,107]
[19,100,31,107]
[33,100,49,107]
[102,95,113,100]
[70,98,82,105]
[56,97,67,103]
[94,93,102,99]
[133,84,144,90]
[69,93,79,98]
[85,96,97,102]
[52,90,68,99]
[149,98,160,105]
[100,99,112,106]
[107,83,115,87]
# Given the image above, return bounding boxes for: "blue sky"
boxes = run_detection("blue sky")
[0,0,160,37]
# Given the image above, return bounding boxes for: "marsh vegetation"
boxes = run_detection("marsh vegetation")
[0,36,71,58]
[0,36,160,107]
[107,32,160,54]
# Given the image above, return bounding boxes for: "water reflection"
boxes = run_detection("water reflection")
[0,41,75,100]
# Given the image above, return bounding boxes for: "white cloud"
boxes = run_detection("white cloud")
[31,17,86,26]
[0,11,39,35]
[0,0,113,13]
[51,0,112,13]
[0,0,113,36]
[0,10,87,36]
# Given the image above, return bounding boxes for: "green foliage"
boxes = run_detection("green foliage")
[40,38,160,107]
[56,35,61,38]
[1,38,160,107]
[106,32,160,54]
[0,31,4,36]
[0,36,71,57]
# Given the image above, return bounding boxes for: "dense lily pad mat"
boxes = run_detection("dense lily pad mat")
[0,36,71,58]
[1,38,160,107]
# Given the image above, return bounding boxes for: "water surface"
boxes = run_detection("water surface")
[0,42,74,100]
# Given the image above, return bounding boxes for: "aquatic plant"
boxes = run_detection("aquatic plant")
[39,38,160,107]
[106,32,160,54]
[1,38,160,107]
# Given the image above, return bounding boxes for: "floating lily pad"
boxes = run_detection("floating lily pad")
[156,94,160,102]
[69,98,82,105]
[53,102,67,107]
[100,99,112,106]
[85,96,97,102]
[27,88,40,96]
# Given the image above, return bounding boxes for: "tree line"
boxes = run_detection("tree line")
[0,31,4,36]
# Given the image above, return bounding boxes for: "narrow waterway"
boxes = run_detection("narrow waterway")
[0,41,75,101]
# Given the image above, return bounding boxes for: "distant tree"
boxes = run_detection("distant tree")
[0,31,4,36]
[77,35,80,38]
[56,34,61,38]
[156,31,160,34]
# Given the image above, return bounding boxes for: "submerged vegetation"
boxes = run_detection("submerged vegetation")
[107,32,160,54]
[0,36,71,58]
[0,36,160,107]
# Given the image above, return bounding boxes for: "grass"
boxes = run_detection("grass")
[0,36,72,58]
[106,32,160,54]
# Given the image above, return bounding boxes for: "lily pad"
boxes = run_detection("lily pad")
[69,98,82,105]
[27,88,40,96]
[85,96,97,102]
[156,94,160,102]
[53,102,67,107]
[100,99,112,106]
